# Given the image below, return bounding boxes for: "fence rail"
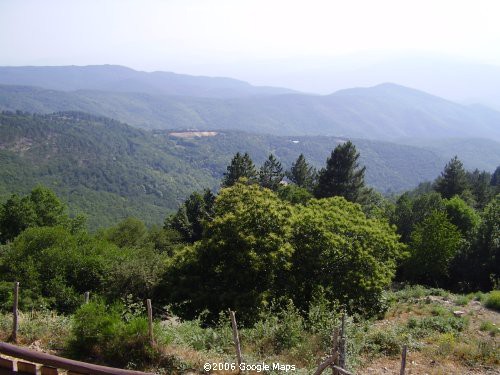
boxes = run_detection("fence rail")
[0,342,150,375]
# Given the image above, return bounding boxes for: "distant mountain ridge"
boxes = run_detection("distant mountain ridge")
[0,65,298,98]
[0,81,499,140]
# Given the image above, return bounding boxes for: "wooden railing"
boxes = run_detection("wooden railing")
[0,342,150,375]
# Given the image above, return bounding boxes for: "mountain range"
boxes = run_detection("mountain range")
[0,65,499,141]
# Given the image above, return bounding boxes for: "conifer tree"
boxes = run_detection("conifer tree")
[221,152,257,187]
[259,154,284,191]
[434,156,470,199]
[287,153,316,191]
[314,141,366,202]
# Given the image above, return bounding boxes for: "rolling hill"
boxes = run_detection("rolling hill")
[0,82,499,140]
[0,65,296,98]
[1,111,498,229]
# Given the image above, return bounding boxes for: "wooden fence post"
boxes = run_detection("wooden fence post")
[229,310,242,367]
[12,281,19,343]
[400,345,407,375]
[146,299,154,346]
[339,314,346,369]
[331,327,339,375]
[84,291,90,304]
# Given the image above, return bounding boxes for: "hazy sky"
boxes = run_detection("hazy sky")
[1,0,500,75]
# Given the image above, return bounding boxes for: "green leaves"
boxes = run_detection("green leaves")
[163,183,405,323]
[404,210,463,286]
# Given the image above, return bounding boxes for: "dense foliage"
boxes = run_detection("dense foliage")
[2,111,498,229]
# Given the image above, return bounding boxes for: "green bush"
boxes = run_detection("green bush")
[246,300,305,354]
[68,300,159,368]
[454,294,472,306]
[407,316,468,338]
[306,292,340,348]
[479,321,498,336]
[484,291,500,311]
[364,329,402,357]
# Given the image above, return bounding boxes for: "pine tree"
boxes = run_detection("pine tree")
[491,166,500,194]
[434,156,470,199]
[259,154,284,191]
[314,141,366,202]
[221,152,257,188]
[287,153,316,191]
[467,169,494,210]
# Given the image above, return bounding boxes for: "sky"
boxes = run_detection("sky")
[1,0,500,79]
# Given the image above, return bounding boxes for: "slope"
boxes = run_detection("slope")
[0,83,498,140]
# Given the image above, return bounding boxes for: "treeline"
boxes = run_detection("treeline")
[0,141,498,326]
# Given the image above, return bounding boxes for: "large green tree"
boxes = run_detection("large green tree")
[221,152,258,188]
[314,141,366,202]
[0,186,69,243]
[403,210,463,286]
[434,156,470,199]
[288,197,405,316]
[166,189,215,243]
[161,183,292,324]
[0,226,120,311]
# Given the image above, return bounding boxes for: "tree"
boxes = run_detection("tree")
[0,194,36,243]
[166,189,215,243]
[314,141,366,202]
[287,154,316,191]
[467,169,494,210]
[1,226,120,312]
[491,166,500,194]
[103,217,148,248]
[276,184,313,205]
[403,211,463,286]
[161,183,292,324]
[444,196,480,237]
[288,197,405,316]
[434,156,470,199]
[29,186,66,227]
[259,154,285,191]
[0,186,68,243]
[221,152,257,188]
[464,195,500,290]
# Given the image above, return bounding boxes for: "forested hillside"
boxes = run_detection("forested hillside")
[1,81,499,140]
[2,111,497,228]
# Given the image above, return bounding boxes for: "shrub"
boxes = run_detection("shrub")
[479,321,498,336]
[364,329,402,357]
[454,294,472,306]
[68,300,159,368]
[407,316,468,338]
[484,291,500,311]
[246,300,305,354]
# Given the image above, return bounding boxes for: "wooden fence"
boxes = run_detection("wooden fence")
[0,341,150,375]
